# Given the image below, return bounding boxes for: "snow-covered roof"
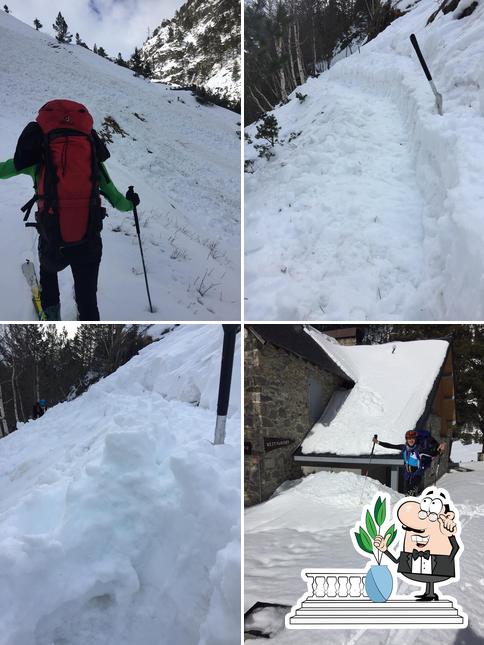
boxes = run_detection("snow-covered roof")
[301,327,450,456]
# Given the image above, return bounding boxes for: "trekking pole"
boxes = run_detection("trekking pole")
[434,444,443,486]
[127,186,154,314]
[409,34,443,115]
[360,434,378,504]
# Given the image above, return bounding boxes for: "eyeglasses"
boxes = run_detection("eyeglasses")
[418,496,443,521]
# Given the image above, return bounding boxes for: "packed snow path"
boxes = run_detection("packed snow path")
[0,12,240,320]
[246,76,427,320]
[245,0,484,320]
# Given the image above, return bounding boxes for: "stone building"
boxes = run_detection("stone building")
[245,325,456,507]
[244,325,351,506]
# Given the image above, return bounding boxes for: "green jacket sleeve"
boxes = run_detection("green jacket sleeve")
[99,163,134,212]
[0,159,37,182]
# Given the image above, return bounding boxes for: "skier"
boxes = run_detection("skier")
[373,430,446,496]
[32,399,47,419]
[0,99,140,321]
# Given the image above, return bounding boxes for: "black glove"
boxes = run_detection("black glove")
[126,186,140,207]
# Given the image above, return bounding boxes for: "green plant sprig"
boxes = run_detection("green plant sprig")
[354,496,397,564]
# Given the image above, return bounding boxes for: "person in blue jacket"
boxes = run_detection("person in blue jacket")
[374,430,446,495]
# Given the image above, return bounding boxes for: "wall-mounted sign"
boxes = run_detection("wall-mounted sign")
[264,437,294,452]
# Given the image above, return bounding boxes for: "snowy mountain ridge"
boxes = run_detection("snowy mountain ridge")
[245,0,484,320]
[141,0,240,109]
[0,325,241,645]
[0,11,240,321]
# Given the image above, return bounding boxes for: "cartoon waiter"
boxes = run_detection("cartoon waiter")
[374,488,462,602]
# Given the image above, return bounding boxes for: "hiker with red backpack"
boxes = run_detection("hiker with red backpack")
[373,430,446,496]
[0,99,140,320]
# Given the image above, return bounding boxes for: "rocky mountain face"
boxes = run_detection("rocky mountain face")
[141,0,240,111]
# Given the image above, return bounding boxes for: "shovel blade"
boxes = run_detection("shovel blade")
[435,92,443,116]
[429,79,443,115]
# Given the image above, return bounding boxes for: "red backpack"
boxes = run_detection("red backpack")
[22,99,105,247]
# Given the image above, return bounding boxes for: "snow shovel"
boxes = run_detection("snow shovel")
[127,186,154,314]
[213,325,239,445]
[410,34,443,115]
[359,434,378,504]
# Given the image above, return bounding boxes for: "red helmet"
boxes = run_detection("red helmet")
[405,430,417,440]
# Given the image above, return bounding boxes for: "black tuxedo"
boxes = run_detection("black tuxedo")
[384,536,459,596]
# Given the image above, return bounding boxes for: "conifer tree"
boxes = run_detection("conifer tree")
[115,52,128,67]
[129,47,145,76]
[143,60,153,78]
[33,18,42,31]
[3,5,9,13]
[255,114,280,147]
[75,32,89,48]
[53,11,72,43]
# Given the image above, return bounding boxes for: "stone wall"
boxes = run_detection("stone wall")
[244,328,346,506]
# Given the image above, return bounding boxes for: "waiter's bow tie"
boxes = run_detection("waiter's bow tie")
[412,549,430,560]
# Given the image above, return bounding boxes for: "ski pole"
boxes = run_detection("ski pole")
[360,434,378,504]
[409,34,443,115]
[127,186,154,314]
[434,446,442,486]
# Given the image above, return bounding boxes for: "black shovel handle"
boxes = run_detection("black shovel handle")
[127,186,140,235]
[410,34,432,81]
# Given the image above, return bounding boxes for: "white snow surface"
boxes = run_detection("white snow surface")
[0,325,241,645]
[302,329,448,455]
[245,464,484,642]
[0,12,240,321]
[245,0,484,320]
[451,440,482,463]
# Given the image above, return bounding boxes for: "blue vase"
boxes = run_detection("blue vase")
[365,565,393,602]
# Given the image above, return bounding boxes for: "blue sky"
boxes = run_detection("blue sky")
[5,0,185,57]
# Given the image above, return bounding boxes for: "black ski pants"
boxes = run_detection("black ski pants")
[39,238,102,321]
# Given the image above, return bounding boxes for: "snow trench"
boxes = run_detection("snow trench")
[245,0,484,320]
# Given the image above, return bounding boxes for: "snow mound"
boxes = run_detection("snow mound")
[245,0,484,320]
[111,324,241,416]
[0,325,240,645]
[0,11,240,320]
[245,470,402,534]
[302,329,449,455]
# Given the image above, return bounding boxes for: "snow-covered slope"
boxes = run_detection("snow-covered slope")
[0,12,240,321]
[302,329,449,455]
[245,464,484,642]
[142,0,240,108]
[0,325,241,645]
[245,0,484,320]
[451,440,482,463]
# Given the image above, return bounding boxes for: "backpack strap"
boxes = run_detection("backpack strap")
[84,132,107,241]
[32,132,63,246]
[21,194,38,221]
[403,445,421,473]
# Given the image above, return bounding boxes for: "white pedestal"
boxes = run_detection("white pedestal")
[287,598,466,628]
